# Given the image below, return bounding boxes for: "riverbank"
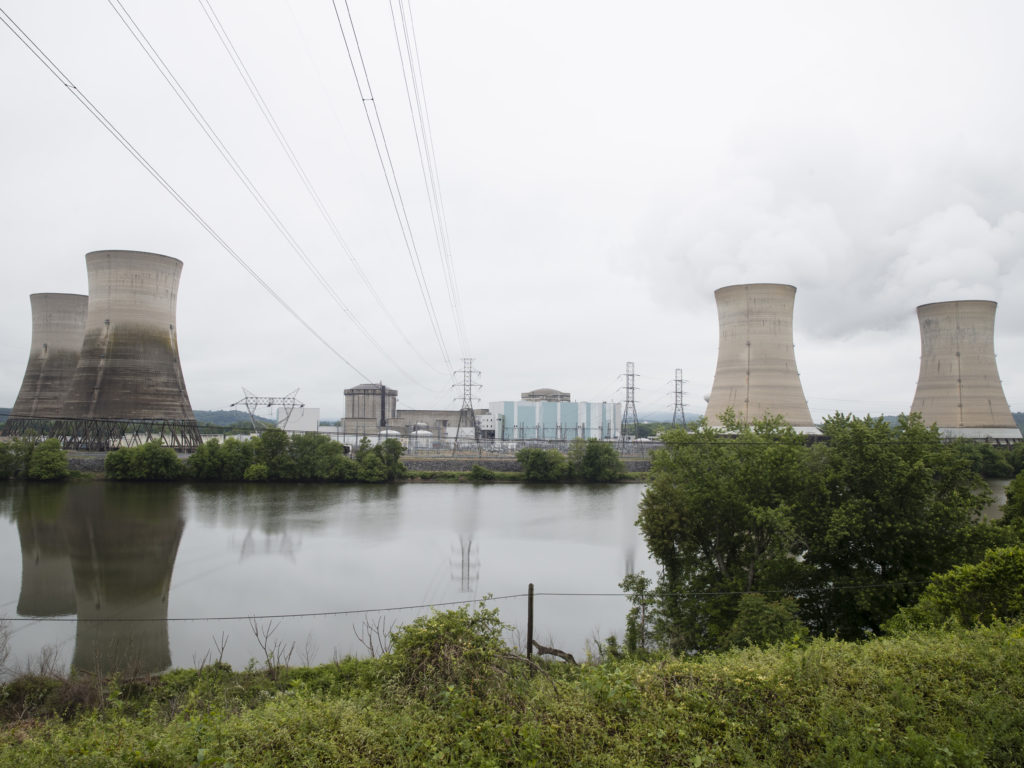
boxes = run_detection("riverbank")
[2,619,1021,766]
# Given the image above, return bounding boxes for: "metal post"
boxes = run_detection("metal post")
[526,582,534,659]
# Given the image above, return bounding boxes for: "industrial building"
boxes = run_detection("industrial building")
[2,293,88,437]
[53,250,202,450]
[490,389,622,441]
[340,381,481,440]
[704,283,817,432]
[910,300,1021,443]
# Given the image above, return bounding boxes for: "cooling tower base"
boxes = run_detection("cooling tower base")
[935,427,1023,445]
[48,417,203,452]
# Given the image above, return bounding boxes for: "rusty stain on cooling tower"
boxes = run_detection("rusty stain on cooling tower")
[60,251,196,421]
[705,283,814,428]
[910,300,1018,434]
[8,293,89,419]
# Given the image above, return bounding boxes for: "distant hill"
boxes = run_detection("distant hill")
[194,409,274,427]
[0,407,9,425]
[1015,412,1024,432]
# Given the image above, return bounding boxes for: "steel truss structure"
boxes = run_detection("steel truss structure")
[231,388,303,433]
[43,417,203,451]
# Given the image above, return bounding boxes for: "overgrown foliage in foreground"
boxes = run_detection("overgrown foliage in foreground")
[1,611,1022,767]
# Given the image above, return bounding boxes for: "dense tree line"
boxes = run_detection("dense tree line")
[631,411,1022,652]
[104,430,406,483]
[0,437,68,481]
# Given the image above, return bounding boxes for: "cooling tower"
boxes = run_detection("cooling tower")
[705,283,816,430]
[910,300,1021,442]
[55,250,201,450]
[1,293,88,437]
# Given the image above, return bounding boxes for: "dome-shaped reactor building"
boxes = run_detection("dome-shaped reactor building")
[53,250,202,450]
[704,283,817,431]
[910,300,1021,443]
[1,293,88,438]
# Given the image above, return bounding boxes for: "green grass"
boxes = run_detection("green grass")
[2,623,1023,766]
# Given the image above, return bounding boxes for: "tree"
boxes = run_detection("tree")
[375,438,406,481]
[187,439,223,481]
[0,441,14,480]
[796,413,999,638]
[883,546,1024,632]
[636,411,809,651]
[219,438,255,481]
[515,447,568,482]
[26,438,68,481]
[722,593,808,649]
[567,439,623,482]
[252,428,295,480]
[104,440,184,480]
[356,450,387,483]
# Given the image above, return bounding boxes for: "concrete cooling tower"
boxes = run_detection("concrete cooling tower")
[705,283,817,431]
[910,300,1021,443]
[1,293,88,438]
[54,250,201,450]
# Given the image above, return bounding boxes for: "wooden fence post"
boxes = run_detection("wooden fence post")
[527,583,534,659]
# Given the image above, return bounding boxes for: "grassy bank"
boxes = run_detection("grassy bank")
[2,621,1022,766]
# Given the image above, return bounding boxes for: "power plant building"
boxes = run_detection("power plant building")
[705,283,817,432]
[910,300,1021,442]
[54,250,202,450]
[490,390,622,441]
[2,293,88,437]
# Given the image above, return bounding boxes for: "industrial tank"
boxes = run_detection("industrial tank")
[705,283,816,429]
[910,300,1021,441]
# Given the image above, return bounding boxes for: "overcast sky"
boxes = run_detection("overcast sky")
[2,1,1023,421]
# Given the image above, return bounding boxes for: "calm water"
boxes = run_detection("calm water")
[0,482,652,677]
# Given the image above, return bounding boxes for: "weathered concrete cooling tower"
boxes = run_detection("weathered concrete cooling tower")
[910,300,1021,442]
[705,283,816,429]
[54,250,201,450]
[1,293,88,438]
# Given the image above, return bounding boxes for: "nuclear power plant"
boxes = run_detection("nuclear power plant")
[704,283,817,431]
[2,250,202,451]
[910,300,1021,442]
[2,293,88,438]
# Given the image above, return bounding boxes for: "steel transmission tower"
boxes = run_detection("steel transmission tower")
[452,358,481,450]
[672,368,687,426]
[231,388,304,432]
[620,362,640,440]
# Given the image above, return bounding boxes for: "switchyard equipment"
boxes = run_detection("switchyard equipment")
[705,283,816,429]
[910,300,1021,442]
[2,293,88,439]
[52,250,202,451]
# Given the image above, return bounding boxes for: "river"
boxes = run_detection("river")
[0,482,653,677]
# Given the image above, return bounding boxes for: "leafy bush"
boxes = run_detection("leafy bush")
[516,447,568,482]
[884,546,1024,632]
[243,462,269,482]
[723,593,808,649]
[384,603,514,699]
[104,440,184,480]
[468,464,496,482]
[567,438,624,482]
[26,438,68,481]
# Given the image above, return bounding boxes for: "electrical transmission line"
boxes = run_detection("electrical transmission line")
[331,0,454,373]
[0,5,372,382]
[673,368,687,426]
[103,0,420,383]
[388,0,468,355]
[620,361,640,440]
[194,0,445,377]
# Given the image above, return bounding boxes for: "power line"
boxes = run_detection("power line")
[0,4,372,381]
[103,0,420,383]
[195,0,445,378]
[331,0,453,373]
[388,0,468,355]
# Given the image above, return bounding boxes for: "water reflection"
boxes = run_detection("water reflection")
[13,483,184,677]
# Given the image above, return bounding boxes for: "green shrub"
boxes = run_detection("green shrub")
[567,438,624,482]
[468,464,497,482]
[243,462,270,482]
[104,440,183,480]
[516,447,568,482]
[384,603,513,699]
[723,593,809,649]
[26,438,68,481]
[884,546,1024,632]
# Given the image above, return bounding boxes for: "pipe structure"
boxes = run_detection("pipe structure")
[3,293,88,428]
[705,283,816,429]
[910,300,1021,442]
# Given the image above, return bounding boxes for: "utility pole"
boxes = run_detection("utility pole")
[620,362,640,441]
[672,368,687,427]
